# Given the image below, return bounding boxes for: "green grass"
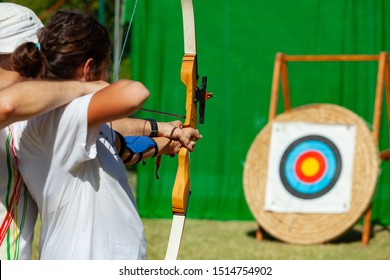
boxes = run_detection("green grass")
[32,218,390,260]
[31,171,390,260]
[143,219,390,260]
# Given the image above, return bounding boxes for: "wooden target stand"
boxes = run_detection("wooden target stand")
[255,52,390,246]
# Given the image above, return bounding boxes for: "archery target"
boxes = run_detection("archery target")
[243,104,380,244]
[280,135,341,199]
[264,122,356,213]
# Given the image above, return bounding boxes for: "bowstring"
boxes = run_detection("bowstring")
[113,0,185,119]
[111,0,138,143]
[113,0,139,81]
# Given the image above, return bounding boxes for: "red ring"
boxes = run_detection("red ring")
[294,151,326,183]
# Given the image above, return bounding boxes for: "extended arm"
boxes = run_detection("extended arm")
[111,118,202,151]
[0,80,108,129]
[113,126,200,166]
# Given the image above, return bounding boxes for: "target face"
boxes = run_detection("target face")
[264,122,356,214]
[279,135,342,199]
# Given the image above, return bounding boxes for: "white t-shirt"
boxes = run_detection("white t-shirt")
[11,94,146,260]
[0,127,38,260]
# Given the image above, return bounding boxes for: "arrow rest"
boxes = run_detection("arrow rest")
[194,76,213,124]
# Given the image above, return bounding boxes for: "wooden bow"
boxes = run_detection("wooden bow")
[165,0,211,260]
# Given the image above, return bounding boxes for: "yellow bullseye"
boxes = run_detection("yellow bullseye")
[301,157,320,177]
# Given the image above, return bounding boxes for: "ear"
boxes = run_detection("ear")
[82,58,94,81]
[74,58,94,81]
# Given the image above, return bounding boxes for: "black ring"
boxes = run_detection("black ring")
[279,135,342,200]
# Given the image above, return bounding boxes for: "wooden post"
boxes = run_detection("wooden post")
[256,225,264,241]
[362,52,388,246]
[385,55,390,145]
[269,53,284,121]
[281,60,291,111]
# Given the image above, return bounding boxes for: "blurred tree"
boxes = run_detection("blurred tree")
[4,0,113,26]
[2,0,131,80]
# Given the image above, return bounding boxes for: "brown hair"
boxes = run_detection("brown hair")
[11,10,111,80]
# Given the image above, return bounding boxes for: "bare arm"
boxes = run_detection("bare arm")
[0,80,108,129]
[87,80,150,129]
[110,118,153,136]
[111,119,187,136]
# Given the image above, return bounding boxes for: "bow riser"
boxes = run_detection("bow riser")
[171,54,197,215]
[181,54,198,129]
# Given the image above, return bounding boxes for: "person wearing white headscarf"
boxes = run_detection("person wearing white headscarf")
[0,3,107,259]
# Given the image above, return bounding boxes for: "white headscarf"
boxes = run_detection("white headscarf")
[0,3,43,54]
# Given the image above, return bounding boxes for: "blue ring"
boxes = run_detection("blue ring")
[279,135,342,199]
[284,140,336,194]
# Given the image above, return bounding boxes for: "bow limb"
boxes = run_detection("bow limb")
[165,0,197,260]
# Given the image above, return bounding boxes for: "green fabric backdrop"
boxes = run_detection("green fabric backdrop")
[124,0,390,223]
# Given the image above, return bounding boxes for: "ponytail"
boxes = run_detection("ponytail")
[11,41,45,78]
